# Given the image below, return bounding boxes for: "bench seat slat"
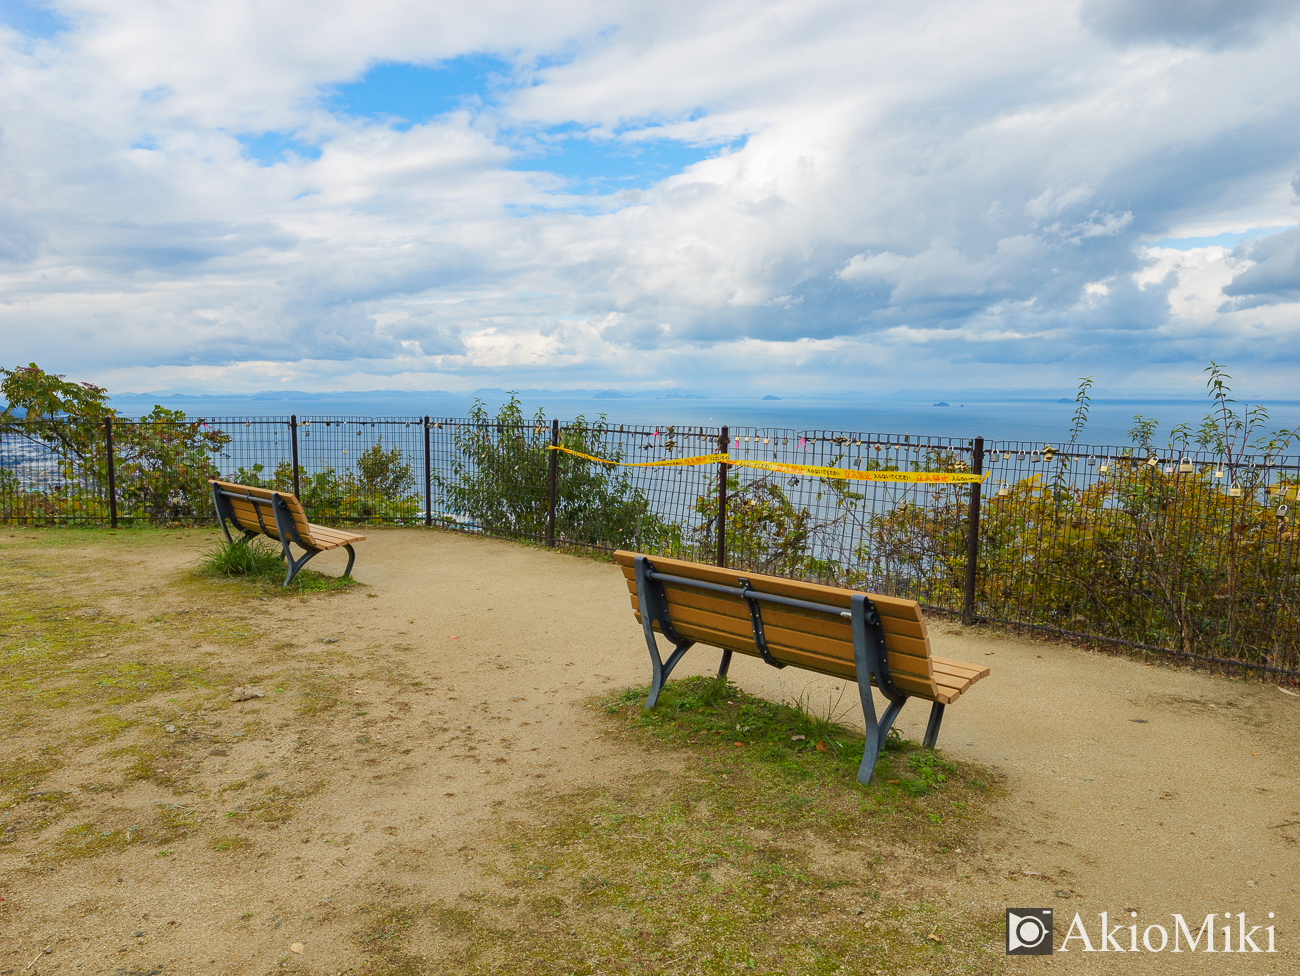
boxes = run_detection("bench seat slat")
[613,551,927,632]
[309,525,366,547]
[620,574,928,643]
[631,597,934,678]
[635,608,935,687]
[638,614,939,699]
[654,604,934,677]
[931,657,990,681]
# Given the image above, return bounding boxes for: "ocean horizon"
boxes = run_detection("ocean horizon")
[101,390,1300,453]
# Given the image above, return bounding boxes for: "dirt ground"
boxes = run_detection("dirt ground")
[0,527,1296,975]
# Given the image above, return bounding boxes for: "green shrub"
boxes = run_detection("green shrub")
[200,535,286,578]
[437,394,677,550]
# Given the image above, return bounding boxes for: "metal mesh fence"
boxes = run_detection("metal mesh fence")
[3,413,1296,677]
[976,440,1300,676]
[722,427,976,600]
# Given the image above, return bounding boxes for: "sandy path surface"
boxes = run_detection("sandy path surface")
[1,527,1296,974]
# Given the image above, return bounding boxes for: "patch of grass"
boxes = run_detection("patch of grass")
[197,534,359,594]
[81,714,136,745]
[114,743,181,789]
[1,788,81,840]
[296,673,344,717]
[0,756,56,793]
[243,779,323,825]
[602,676,963,799]
[154,802,205,843]
[201,534,287,577]
[341,679,1003,974]
[40,822,139,862]
[210,834,252,852]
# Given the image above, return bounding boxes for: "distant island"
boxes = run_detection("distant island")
[933,401,950,407]
[762,395,782,401]
[592,390,631,399]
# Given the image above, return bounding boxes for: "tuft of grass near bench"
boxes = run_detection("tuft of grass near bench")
[197,535,359,594]
[347,677,1004,976]
[605,676,972,799]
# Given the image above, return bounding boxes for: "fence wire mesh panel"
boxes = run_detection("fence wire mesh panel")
[120,416,287,523]
[979,440,1300,676]
[722,428,977,608]
[0,415,289,524]
[296,417,425,524]
[0,418,112,523]
[4,410,1298,678]
[429,417,555,542]
[556,421,723,557]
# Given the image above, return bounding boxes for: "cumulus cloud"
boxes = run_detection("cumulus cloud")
[1220,226,1300,307]
[0,0,1298,395]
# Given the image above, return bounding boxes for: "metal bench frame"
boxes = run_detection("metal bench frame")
[633,554,945,784]
[211,483,355,587]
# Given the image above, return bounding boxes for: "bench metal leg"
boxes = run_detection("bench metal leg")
[282,543,322,587]
[856,688,906,786]
[342,544,356,578]
[634,555,697,708]
[646,637,694,708]
[849,594,909,785]
[717,649,733,679]
[923,702,945,749]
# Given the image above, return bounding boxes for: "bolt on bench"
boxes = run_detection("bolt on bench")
[209,479,365,586]
[613,551,990,784]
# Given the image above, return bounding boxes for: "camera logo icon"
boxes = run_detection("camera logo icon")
[1006,908,1053,955]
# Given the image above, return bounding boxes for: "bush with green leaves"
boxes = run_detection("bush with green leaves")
[231,455,420,524]
[436,394,676,550]
[851,369,1300,672]
[1,363,230,523]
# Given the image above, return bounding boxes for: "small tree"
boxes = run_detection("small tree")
[437,394,674,550]
[1,363,229,521]
[355,439,414,498]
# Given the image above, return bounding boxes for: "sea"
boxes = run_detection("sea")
[107,391,1300,453]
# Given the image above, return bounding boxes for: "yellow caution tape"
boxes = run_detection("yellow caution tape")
[546,445,988,483]
[548,446,731,468]
[729,458,989,484]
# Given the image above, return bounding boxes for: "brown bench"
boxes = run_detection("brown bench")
[209,479,365,586]
[613,551,989,783]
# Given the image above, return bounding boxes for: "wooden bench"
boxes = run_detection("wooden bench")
[209,480,365,586]
[613,551,989,784]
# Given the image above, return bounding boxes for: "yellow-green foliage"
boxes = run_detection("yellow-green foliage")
[861,461,1300,672]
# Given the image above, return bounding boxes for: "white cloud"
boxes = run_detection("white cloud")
[839,251,907,285]
[1,0,1299,397]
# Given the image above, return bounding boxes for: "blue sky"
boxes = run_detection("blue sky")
[1,0,1300,398]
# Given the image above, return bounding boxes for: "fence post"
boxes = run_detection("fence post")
[962,435,984,626]
[104,416,117,529]
[717,425,729,567]
[547,419,559,547]
[423,416,432,528]
[290,414,300,498]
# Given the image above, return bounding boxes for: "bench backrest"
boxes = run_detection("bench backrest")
[613,551,939,701]
[210,480,317,548]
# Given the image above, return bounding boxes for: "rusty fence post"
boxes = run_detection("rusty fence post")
[547,419,559,547]
[962,435,985,626]
[104,416,117,529]
[290,414,300,498]
[717,425,729,567]
[423,416,432,528]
